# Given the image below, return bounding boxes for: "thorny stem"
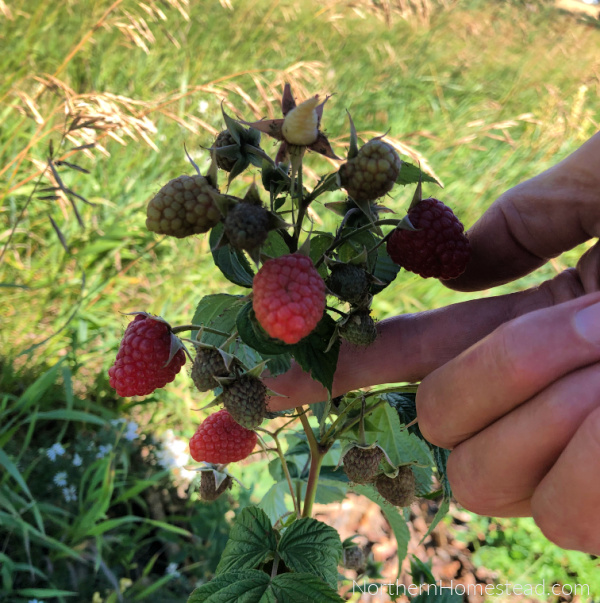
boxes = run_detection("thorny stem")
[358,396,367,446]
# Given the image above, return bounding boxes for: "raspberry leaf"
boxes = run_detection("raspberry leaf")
[215,507,277,575]
[278,517,343,589]
[370,244,401,295]
[351,484,411,580]
[209,223,255,287]
[291,313,340,395]
[191,294,245,346]
[396,161,441,187]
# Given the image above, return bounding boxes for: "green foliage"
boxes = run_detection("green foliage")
[2,0,600,599]
[189,508,343,602]
[457,514,600,600]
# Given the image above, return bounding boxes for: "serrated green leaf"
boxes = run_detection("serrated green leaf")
[262,230,291,259]
[216,507,277,575]
[308,233,335,279]
[411,588,462,603]
[365,401,431,467]
[278,517,342,588]
[419,497,450,545]
[337,228,378,270]
[433,446,452,498]
[396,162,440,187]
[271,573,344,602]
[371,244,401,295]
[291,313,339,395]
[210,223,255,287]
[259,481,291,525]
[188,569,270,602]
[187,570,343,603]
[236,302,291,355]
[191,293,245,345]
[352,485,410,579]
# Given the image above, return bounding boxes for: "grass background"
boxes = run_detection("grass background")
[1,0,599,600]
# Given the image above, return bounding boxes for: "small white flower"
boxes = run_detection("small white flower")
[62,485,77,503]
[72,453,83,467]
[46,443,65,461]
[111,418,125,426]
[165,562,180,577]
[96,444,113,459]
[198,100,209,114]
[28,599,44,603]
[53,472,68,487]
[124,421,138,441]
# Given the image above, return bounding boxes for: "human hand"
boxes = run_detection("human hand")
[267,133,600,413]
[415,131,600,553]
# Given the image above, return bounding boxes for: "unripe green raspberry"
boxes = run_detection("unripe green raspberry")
[214,130,237,172]
[191,348,229,392]
[224,202,270,251]
[146,175,220,238]
[200,471,232,501]
[339,139,401,201]
[222,375,267,430]
[375,466,416,507]
[327,264,370,306]
[339,311,377,347]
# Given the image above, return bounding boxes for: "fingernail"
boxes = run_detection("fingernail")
[574,302,600,345]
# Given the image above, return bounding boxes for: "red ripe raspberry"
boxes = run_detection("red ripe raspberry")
[386,198,470,280]
[189,409,258,464]
[108,314,185,397]
[252,254,326,345]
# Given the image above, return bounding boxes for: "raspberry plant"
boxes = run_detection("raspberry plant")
[109,84,470,600]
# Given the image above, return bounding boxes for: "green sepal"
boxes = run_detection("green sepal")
[346,110,359,160]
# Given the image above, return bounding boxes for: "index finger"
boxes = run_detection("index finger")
[448,131,600,291]
[416,293,600,450]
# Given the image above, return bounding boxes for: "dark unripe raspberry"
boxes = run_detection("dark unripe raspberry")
[214,130,237,172]
[224,202,270,251]
[146,174,220,238]
[189,409,257,464]
[253,254,326,345]
[326,264,370,306]
[375,466,416,507]
[342,546,366,572]
[108,314,185,397]
[386,198,470,280]
[191,348,229,392]
[222,375,267,430]
[199,472,232,501]
[339,311,377,347]
[339,140,401,202]
[343,446,383,484]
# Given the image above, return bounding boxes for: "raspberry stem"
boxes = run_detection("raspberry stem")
[258,428,301,516]
[297,406,330,518]
[171,324,230,337]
